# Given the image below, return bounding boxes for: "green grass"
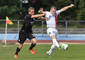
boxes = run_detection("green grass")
[0,44,85,60]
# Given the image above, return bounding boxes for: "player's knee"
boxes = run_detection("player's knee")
[31,38,37,44]
[19,44,23,48]
[53,41,57,46]
[52,44,56,49]
[51,35,56,39]
[53,41,60,48]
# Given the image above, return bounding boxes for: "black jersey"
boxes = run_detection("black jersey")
[20,14,34,33]
[18,14,35,44]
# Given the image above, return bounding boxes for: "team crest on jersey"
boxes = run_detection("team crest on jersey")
[49,16,51,19]
[46,16,51,20]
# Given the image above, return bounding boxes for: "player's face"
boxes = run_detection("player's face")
[30,9,35,15]
[50,8,56,15]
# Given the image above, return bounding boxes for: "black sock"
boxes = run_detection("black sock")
[29,43,36,50]
[15,47,21,54]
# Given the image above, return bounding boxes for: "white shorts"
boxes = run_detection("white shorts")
[47,28,58,38]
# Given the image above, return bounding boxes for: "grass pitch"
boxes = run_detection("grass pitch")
[0,44,85,60]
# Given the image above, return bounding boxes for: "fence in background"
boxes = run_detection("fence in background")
[1,20,85,41]
[0,20,85,34]
[0,19,85,41]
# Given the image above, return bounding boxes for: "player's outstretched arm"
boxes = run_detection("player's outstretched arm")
[38,17,47,20]
[31,14,45,18]
[38,8,46,14]
[38,8,48,20]
[59,4,74,13]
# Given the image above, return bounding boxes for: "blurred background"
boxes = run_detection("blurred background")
[0,0,84,20]
[0,0,85,43]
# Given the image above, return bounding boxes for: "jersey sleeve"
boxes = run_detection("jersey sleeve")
[24,14,32,27]
[45,11,49,17]
[45,11,49,15]
[56,10,61,15]
[24,14,31,21]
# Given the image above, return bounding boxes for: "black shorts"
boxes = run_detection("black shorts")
[18,31,35,44]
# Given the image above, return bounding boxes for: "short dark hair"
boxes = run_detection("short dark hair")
[28,7,34,12]
[50,6,56,10]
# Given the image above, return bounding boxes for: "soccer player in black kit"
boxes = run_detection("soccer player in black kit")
[14,7,45,59]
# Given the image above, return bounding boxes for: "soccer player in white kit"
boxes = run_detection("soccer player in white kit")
[39,4,74,56]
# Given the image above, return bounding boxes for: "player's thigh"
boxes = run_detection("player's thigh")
[27,33,36,44]
[18,32,26,44]
[54,29,58,39]
[47,28,53,36]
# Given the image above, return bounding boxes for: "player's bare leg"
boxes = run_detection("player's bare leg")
[14,43,23,59]
[29,38,37,55]
[47,35,60,56]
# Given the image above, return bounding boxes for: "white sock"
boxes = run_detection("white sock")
[53,39,60,48]
[49,44,56,54]
[48,39,60,54]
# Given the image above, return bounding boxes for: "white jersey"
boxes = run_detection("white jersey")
[45,11,60,28]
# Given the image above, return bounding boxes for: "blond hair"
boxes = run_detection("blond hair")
[28,7,34,12]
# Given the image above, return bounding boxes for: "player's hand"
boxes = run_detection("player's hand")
[38,8,43,13]
[69,4,74,8]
